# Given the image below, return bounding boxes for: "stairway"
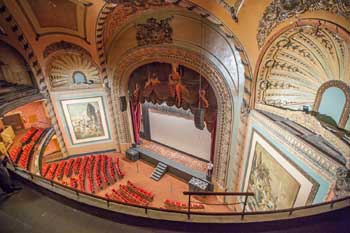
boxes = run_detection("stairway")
[150,162,168,181]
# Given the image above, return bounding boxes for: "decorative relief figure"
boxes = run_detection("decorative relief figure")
[128,62,217,131]
[136,17,173,46]
[143,72,160,98]
[257,0,350,48]
[168,63,186,107]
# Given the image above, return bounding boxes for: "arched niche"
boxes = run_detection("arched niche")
[313,80,350,128]
[45,52,102,91]
[254,19,350,111]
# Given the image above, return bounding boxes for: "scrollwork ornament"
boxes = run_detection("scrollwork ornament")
[257,0,350,48]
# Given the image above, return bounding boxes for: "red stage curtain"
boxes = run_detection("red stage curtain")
[130,101,141,144]
[210,117,217,163]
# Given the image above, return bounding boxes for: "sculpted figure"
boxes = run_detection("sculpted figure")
[168,63,184,106]
[199,89,209,109]
[144,72,160,98]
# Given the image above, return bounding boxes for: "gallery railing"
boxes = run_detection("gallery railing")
[183,191,254,219]
[12,167,350,223]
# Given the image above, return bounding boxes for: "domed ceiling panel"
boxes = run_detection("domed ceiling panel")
[256,23,350,110]
[47,53,101,91]
[16,0,90,40]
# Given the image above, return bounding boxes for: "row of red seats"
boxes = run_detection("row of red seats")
[101,155,109,185]
[93,156,103,191]
[73,157,82,175]
[64,159,74,178]
[9,146,21,163]
[45,163,58,180]
[164,199,205,209]
[107,156,116,182]
[78,156,89,192]
[106,189,129,203]
[86,156,95,193]
[42,163,51,177]
[115,157,125,178]
[56,160,66,180]
[126,180,154,201]
[20,127,37,144]
[119,184,149,206]
[17,142,34,169]
[31,128,44,143]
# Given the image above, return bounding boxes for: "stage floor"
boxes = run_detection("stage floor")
[140,139,208,174]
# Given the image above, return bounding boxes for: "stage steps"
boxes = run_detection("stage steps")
[150,162,168,181]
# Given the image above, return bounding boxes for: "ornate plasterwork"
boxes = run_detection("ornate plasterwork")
[334,166,350,198]
[136,17,173,46]
[250,110,340,183]
[257,0,350,48]
[256,103,350,167]
[43,41,91,58]
[16,0,91,41]
[215,0,244,22]
[110,46,234,188]
[313,80,350,128]
[256,22,350,111]
[46,53,101,90]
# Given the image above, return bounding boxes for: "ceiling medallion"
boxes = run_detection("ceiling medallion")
[257,0,350,48]
[136,17,173,46]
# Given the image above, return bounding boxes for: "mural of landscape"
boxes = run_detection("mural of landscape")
[247,142,300,211]
[61,97,109,144]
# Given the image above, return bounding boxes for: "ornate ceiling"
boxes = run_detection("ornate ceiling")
[257,0,350,48]
[16,0,91,41]
[256,20,350,110]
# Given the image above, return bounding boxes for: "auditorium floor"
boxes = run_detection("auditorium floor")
[53,152,231,213]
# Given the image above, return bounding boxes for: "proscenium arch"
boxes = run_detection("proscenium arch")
[110,46,235,188]
[313,80,350,128]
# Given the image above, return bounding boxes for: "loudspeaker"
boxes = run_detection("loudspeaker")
[194,108,205,130]
[120,96,127,112]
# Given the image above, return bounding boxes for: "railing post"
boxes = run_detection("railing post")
[187,194,191,220]
[241,194,248,220]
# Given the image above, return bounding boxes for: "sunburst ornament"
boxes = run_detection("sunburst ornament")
[47,53,101,90]
[256,23,350,110]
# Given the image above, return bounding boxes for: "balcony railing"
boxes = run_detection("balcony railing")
[11,166,350,223]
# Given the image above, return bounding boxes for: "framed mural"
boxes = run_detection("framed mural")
[243,130,318,211]
[61,97,110,145]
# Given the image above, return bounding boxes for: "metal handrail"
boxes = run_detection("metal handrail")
[183,191,255,219]
[13,167,350,221]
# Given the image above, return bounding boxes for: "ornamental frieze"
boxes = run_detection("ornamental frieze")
[136,17,173,46]
[257,0,350,48]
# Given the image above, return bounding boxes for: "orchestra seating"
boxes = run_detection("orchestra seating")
[164,199,205,210]
[41,154,124,195]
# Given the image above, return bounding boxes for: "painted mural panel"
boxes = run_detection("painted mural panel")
[247,142,300,211]
[243,131,317,211]
[61,97,110,145]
